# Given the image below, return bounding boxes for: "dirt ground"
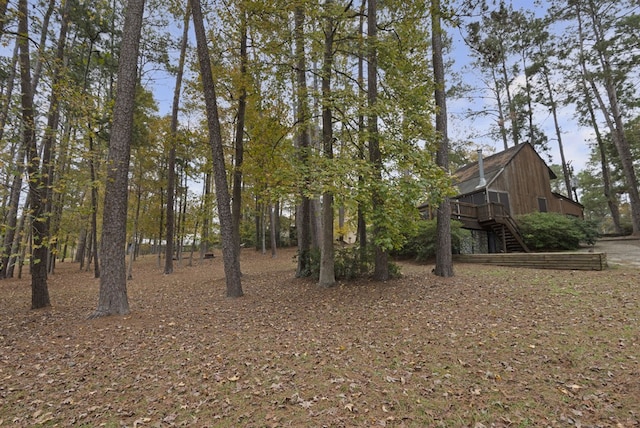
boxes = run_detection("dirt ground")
[1,247,639,427]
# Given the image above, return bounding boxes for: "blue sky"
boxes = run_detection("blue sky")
[446,0,594,177]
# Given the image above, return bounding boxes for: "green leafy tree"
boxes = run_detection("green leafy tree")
[570,0,640,235]
[466,1,521,150]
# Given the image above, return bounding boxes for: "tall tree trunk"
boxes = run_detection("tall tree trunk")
[232,8,248,258]
[200,173,211,259]
[91,0,146,318]
[18,0,50,308]
[368,0,388,281]
[157,186,164,268]
[86,229,95,271]
[274,200,281,248]
[310,199,321,250]
[492,67,509,150]
[579,78,622,232]
[76,226,87,265]
[16,222,30,279]
[7,193,29,279]
[500,56,519,146]
[80,35,102,278]
[255,197,261,251]
[261,203,266,255]
[537,54,572,200]
[432,0,453,278]
[520,52,535,146]
[188,217,199,266]
[47,122,72,274]
[357,0,367,272]
[30,0,55,94]
[177,173,188,264]
[88,136,100,278]
[579,1,640,235]
[40,0,71,275]
[294,4,312,277]
[127,181,142,280]
[164,2,190,274]
[319,0,335,287]
[0,142,25,279]
[192,0,243,297]
[270,204,277,258]
[0,41,18,146]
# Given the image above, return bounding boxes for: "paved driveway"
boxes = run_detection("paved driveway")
[583,237,640,267]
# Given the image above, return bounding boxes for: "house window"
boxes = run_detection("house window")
[488,191,511,214]
[538,197,548,212]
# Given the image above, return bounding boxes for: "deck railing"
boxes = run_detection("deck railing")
[476,202,509,222]
[451,201,478,222]
[451,201,509,226]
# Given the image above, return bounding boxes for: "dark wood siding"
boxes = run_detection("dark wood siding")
[489,144,558,216]
[452,143,584,221]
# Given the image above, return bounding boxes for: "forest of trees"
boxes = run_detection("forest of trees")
[0,0,638,314]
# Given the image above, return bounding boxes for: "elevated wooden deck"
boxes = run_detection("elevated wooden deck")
[451,201,529,253]
[453,252,608,271]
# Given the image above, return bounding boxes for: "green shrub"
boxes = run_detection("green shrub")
[573,218,600,246]
[517,212,600,251]
[308,245,400,282]
[393,219,465,262]
[619,221,634,236]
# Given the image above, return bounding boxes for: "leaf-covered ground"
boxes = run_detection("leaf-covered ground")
[1,247,639,427]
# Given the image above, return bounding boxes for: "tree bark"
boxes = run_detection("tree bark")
[40,0,71,275]
[157,186,164,268]
[319,0,335,287]
[0,142,25,279]
[232,8,248,257]
[88,136,100,278]
[17,0,50,308]
[0,41,18,149]
[367,0,388,281]
[200,173,211,259]
[540,64,572,200]
[357,0,367,272]
[91,0,146,318]
[294,4,312,278]
[76,226,87,265]
[80,34,101,278]
[492,67,509,151]
[30,0,55,94]
[432,0,453,278]
[269,204,277,258]
[7,193,29,279]
[192,0,243,297]
[164,3,190,275]
[127,181,142,280]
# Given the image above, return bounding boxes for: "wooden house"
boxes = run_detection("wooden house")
[441,143,583,253]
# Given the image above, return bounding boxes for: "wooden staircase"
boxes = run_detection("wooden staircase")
[451,201,530,253]
[482,217,529,253]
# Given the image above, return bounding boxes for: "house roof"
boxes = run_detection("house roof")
[454,143,556,196]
